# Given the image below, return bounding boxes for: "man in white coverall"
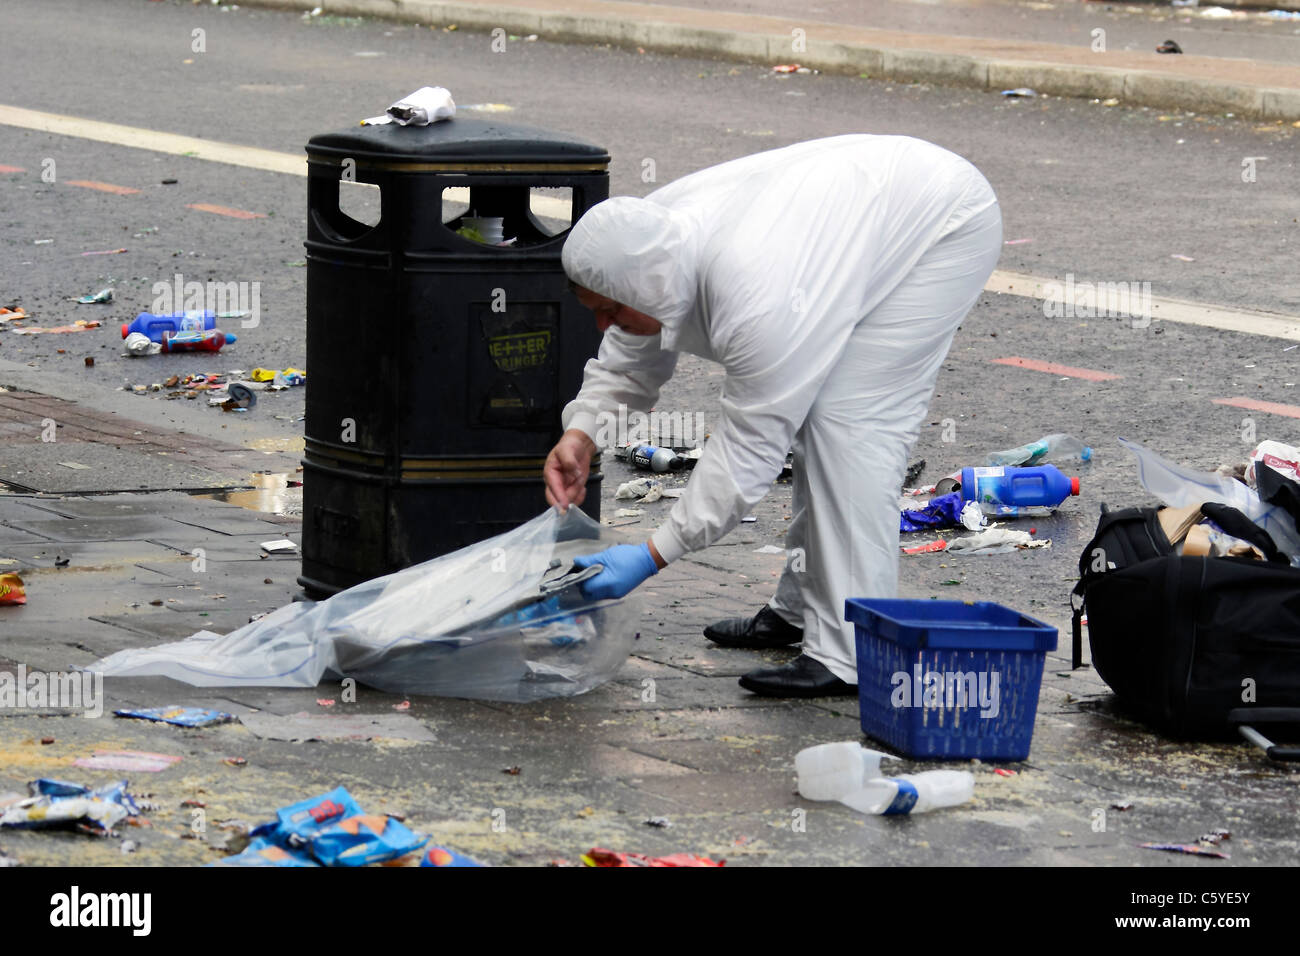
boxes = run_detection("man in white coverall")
[543,134,1002,697]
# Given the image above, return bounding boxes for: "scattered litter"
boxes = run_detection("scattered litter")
[123,332,162,356]
[216,786,429,867]
[615,508,644,518]
[1156,39,1183,54]
[945,528,1050,555]
[993,768,1017,777]
[772,64,802,72]
[54,556,70,567]
[10,320,101,335]
[41,737,55,745]
[114,706,234,727]
[80,248,127,256]
[393,700,411,712]
[1198,5,1236,17]
[260,538,298,554]
[84,357,94,367]
[77,288,114,304]
[1199,829,1231,846]
[576,806,596,818]
[644,816,673,828]
[1139,842,1229,859]
[237,711,435,743]
[1110,801,1133,811]
[582,848,724,867]
[0,779,141,835]
[57,461,91,470]
[316,698,335,707]
[1001,88,1037,98]
[250,367,306,388]
[459,103,514,113]
[1171,254,1195,261]
[0,573,26,606]
[33,239,53,245]
[1003,238,1033,245]
[422,845,484,867]
[753,544,785,554]
[616,477,661,500]
[73,750,183,773]
[0,307,29,323]
[901,492,968,532]
[223,756,247,767]
[1101,97,1120,107]
[901,539,947,555]
[741,514,757,523]
[502,766,521,775]
[1265,9,1300,18]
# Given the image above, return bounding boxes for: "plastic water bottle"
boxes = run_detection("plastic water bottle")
[960,464,1079,516]
[838,771,975,815]
[795,742,896,800]
[121,310,216,341]
[160,329,237,353]
[625,444,686,473]
[986,433,1092,467]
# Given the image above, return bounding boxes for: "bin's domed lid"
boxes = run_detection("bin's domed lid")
[306,117,609,168]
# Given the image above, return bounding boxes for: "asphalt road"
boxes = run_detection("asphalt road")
[0,0,1298,563]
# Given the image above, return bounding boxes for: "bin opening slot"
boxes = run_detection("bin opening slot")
[338,180,382,229]
[441,186,575,248]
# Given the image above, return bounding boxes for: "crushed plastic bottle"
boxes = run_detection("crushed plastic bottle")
[986,434,1092,467]
[838,770,975,815]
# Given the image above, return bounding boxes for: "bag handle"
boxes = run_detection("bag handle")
[1228,708,1300,762]
[1198,502,1287,563]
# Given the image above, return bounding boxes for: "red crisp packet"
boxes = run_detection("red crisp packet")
[581,847,724,867]
[0,573,26,606]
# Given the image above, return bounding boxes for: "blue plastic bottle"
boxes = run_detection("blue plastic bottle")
[121,310,216,341]
[959,464,1080,517]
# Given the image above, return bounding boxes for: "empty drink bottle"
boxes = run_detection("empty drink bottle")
[986,433,1092,467]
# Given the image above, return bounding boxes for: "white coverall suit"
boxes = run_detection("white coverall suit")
[560,135,1002,683]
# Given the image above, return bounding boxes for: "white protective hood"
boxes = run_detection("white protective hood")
[559,135,997,564]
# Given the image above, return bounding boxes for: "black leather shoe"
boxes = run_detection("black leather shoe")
[703,605,802,649]
[738,654,857,698]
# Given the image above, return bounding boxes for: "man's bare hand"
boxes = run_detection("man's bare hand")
[544,429,598,511]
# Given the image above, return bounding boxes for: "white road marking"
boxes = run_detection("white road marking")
[5,104,1299,336]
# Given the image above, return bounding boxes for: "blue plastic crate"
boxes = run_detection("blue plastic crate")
[845,598,1058,761]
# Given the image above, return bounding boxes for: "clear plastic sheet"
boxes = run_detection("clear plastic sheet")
[90,509,639,702]
[1120,437,1300,565]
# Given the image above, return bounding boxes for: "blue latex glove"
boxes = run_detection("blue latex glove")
[573,543,659,600]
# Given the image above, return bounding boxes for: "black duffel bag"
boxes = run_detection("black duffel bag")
[1071,503,1300,756]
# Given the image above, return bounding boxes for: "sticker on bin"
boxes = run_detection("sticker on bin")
[845,598,1057,761]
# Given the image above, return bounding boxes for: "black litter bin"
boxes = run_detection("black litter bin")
[298,117,609,597]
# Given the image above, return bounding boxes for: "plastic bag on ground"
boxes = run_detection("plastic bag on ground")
[89,509,639,702]
[1120,437,1300,564]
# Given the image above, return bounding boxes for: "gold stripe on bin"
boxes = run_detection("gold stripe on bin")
[307,156,608,174]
